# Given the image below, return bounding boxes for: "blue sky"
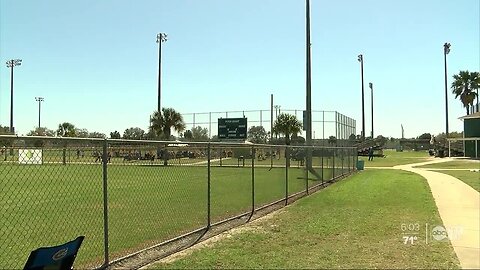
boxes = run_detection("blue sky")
[0,0,479,138]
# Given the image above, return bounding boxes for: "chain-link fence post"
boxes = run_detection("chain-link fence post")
[351,148,354,173]
[162,143,167,166]
[355,148,359,171]
[354,148,357,171]
[353,149,355,170]
[102,139,110,267]
[341,148,344,176]
[62,147,66,165]
[285,146,289,205]
[351,148,353,172]
[248,146,255,221]
[270,145,273,170]
[279,146,290,205]
[352,148,355,172]
[305,146,309,195]
[321,148,324,184]
[332,148,336,180]
[352,148,355,171]
[348,149,351,173]
[207,143,211,229]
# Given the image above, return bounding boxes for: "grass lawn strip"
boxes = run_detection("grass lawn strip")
[432,170,480,192]
[150,170,459,269]
[361,149,432,167]
[415,160,480,169]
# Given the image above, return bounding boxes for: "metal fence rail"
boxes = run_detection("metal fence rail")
[0,135,357,269]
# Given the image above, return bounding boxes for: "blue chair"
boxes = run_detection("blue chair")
[23,236,85,270]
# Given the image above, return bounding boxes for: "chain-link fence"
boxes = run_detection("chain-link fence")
[0,135,357,269]
[183,109,356,143]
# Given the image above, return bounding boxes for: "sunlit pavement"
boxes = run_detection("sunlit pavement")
[397,159,480,269]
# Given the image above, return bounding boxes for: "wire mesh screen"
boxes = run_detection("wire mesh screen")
[287,147,308,198]
[210,145,253,224]
[0,135,357,268]
[182,110,356,141]
[254,146,286,209]
[0,137,105,269]
[106,140,208,260]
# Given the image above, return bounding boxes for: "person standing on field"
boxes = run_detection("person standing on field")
[368,147,374,161]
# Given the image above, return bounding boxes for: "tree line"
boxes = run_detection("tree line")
[0,107,307,146]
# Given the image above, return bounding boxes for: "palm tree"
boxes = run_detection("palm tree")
[150,108,186,140]
[472,71,480,113]
[272,113,302,168]
[56,122,76,137]
[272,113,302,145]
[451,71,479,115]
[150,108,186,166]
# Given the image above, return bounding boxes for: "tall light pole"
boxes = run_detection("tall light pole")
[35,97,44,128]
[270,94,273,142]
[156,33,168,113]
[369,82,374,139]
[304,0,320,179]
[6,59,22,134]
[305,0,312,150]
[358,54,365,141]
[444,42,451,137]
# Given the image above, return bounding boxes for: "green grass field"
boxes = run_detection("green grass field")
[415,160,480,169]
[432,170,480,192]
[359,149,432,167]
[413,159,479,191]
[0,159,348,269]
[151,170,460,269]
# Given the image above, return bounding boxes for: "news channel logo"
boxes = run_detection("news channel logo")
[430,225,464,242]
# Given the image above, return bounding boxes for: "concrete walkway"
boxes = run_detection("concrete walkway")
[393,159,480,269]
[423,168,480,171]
